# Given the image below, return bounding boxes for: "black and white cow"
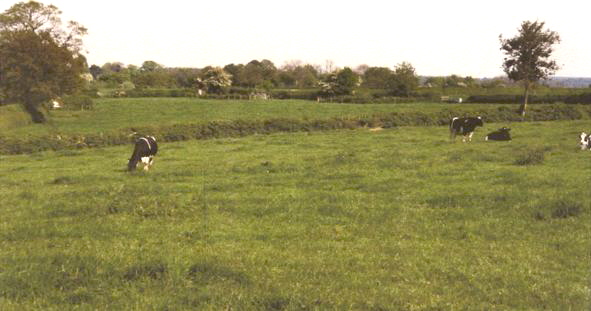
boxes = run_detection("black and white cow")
[580,132,591,150]
[485,127,512,141]
[449,116,483,142]
[128,136,158,171]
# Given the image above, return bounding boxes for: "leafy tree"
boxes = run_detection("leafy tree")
[101,62,124,73]
[140,60,163,72]
[89,64,102,80]
[500,20,560,117]
[201,67,232,94]
[444,74,463,88]
[169,67,201,88]
[319,67,359,96]
[133,60,173,89]
[98,62,131,86]
[424,76,445,88]
[362,67,392,89]
[0,1,87,123]
[388,62,418,97]
[223,63,244,86]
[292,64,318,88]
[241,59,277,89]
[278,62,318,88]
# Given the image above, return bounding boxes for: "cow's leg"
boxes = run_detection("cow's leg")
[141,156,151,171]
[468,132,474,142]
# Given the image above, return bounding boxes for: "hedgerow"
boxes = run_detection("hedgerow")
[1,104,589,155]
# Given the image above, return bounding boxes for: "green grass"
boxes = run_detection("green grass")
[1,98,516,136]
[1,120,589,309]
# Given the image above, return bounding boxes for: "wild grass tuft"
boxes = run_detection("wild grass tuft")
[123,261,168,281]
[551,200,583,219]
[514,147,546,165]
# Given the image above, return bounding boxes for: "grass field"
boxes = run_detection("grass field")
[1,119,589,309]
[1,98,514,136]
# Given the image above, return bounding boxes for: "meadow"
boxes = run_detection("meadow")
[1,98,589,155]
[0,114,590,309]
[1,98,507,136]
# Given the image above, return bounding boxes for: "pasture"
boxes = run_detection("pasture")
[1,98,506,136]
[0,119,589,309]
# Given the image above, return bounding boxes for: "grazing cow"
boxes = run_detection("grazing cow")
[128,136,158,171]
[580,132,591,150]
[485,127,512,141]
[449,116,483,142]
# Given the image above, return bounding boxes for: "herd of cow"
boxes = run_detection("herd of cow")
[126,116,591,171]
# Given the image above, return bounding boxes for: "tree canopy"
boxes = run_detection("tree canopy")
[500,20,560,117]
[0,1,88,123]
[318,67,360,96]
[388,62,419,97]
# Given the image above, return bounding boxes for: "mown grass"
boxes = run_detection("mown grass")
[0,120,590,310]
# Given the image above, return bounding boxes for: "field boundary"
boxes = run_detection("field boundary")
[1,104,589,155]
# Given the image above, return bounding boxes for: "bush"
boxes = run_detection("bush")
[467,93,591,105]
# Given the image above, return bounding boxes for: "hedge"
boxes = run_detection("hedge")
[1,104,589,155]
[467,93,591,104]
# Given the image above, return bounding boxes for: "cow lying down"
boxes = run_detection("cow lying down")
[485,127,511,141]
[128,136,158,171]
[580,132,591,150]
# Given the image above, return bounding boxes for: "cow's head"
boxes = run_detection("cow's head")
[475,116,483,127]
[580,132,590,150]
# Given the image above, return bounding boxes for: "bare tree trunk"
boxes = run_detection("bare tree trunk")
[519,82,530,121]
[22,100,47,123]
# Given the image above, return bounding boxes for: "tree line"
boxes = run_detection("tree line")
[89,59,424,97]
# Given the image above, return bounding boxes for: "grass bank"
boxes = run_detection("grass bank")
[1,98,590,154]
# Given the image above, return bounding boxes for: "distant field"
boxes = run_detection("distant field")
[0,120,589,309]
[1,98,513,136]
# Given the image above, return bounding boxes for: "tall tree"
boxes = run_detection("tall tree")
[0,1,87,123]
[362,67,393,89]
[388,62,419,97]
[500,21,560,118]
[318,67,359,96]
[201,67,232,94]
[140,60,163,72]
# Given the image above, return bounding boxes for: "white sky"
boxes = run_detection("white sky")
[2,0,589,77]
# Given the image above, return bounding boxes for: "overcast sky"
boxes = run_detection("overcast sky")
[2,0,589,77]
